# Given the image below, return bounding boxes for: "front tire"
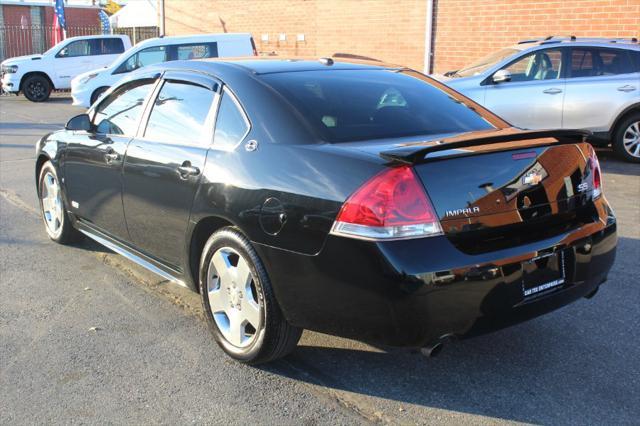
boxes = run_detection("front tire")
[22,75,52,102]
[613,112,640,163]
[199,227,302,364]
[38,161,81,244]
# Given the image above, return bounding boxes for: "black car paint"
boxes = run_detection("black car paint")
[36,58,617,348]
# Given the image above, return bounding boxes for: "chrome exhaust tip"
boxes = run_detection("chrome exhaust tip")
[420,341,444,358]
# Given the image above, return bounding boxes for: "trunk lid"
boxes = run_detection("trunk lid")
[379,129,599,254]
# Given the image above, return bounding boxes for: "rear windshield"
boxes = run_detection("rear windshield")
[262,70,494,143]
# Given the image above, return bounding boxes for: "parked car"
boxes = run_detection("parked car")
[435,37,640,162]
[71,33,257,108]
[0,35,131,102]
[36,58,617,364]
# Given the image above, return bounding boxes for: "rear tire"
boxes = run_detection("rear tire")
[22,75,52,102]
[90,87,109,105]
[199,227,302,364]
[612,112,640,163]
[37,161,81,244]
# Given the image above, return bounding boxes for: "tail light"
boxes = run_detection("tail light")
[330,165,443,240]
[589,147,602,199]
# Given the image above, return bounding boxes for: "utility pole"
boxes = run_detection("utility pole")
[159,0,165,36]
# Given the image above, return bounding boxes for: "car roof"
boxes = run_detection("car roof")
[197,57,403,75]
[508,36,640,50]
[133,33,253,49]
[62,34,129,42]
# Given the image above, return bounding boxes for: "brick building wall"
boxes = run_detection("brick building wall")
[164,0,640,74]
[433,0,640,73]
[165,0,428,71]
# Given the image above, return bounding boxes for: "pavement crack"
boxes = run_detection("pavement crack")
[0,188,39,217]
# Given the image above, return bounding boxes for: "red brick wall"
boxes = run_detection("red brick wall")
[165,0,428,71]
[2,5,33,26]
[432,0,640,73]
[163,0,640,74]
[42,6,100,28]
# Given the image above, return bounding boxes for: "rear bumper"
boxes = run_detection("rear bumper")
[256,205,617,347]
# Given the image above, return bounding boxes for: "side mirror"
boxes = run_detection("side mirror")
[58,48,68,58]
[66,114,92,132]
[492,69,512,84]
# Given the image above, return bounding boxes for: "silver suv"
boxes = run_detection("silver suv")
[437,37,640,162]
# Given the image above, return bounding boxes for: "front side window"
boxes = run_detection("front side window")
[213,90,250,149]
[57,40,91,58]
[176,42,218,60]
[570,48,638,77]
[115,46,168,74]
[262,70,494,143]
[144,81,216,145]
[93,80,155,136]
[504,49,563,82]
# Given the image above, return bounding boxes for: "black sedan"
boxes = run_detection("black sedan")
[35,58,617,364]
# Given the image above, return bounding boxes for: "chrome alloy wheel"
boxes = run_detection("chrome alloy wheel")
[41,171,63,236]
[623,121,640,158]
[207,247,262,348]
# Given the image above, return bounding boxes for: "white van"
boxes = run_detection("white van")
[71,33,257,107]
[1,35,131,102]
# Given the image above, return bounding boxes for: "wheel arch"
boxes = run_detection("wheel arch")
[187,215,236,292]
[35,153,51,186]
[20,71,55,91]
[90,86,110,105]
[611,103,640,136]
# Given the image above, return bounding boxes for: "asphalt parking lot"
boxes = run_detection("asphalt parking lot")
[1,94,639,425]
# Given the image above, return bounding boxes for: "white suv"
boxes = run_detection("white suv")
[1,35,131,102]
[71,33,257,108]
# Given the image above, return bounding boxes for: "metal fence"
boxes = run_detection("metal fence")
[0,25,160,62]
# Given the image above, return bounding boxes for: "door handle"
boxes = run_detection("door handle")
[617,85,637,92]
[543,88,563,95]
[177,162,200,179]
[104,148,119,163]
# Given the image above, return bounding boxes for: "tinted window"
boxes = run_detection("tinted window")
[176,42,218,60]
[570,48,638,77]
[93,80,155,135]
[144,81,216,144]
[57,40,91,58]
[262,70,494,143]
[116,46,168,74]
[213,91,249,149]
[504,49,563,81]
[96,38,125,55]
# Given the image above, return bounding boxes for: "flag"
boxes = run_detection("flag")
[52,0,66,46]
[99,10,111,35]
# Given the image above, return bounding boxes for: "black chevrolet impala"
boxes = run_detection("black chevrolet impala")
[35,58,617,364]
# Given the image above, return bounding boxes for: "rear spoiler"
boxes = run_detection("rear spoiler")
[380,129,592,164]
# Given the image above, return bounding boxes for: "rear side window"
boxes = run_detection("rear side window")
[144,81,216,145]
[262,70,494,143]
[93,79,156,136]
[175,42,218,60]
[213,90,250,149]
[115,46,168,74]
[570,48,638,77]
[95,38,125,55]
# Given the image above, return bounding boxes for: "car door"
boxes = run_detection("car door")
[562,47,640,131]
[483,47,567,129]
[53,39,95,87]
[63,76,158,241]
[122,72,219,268]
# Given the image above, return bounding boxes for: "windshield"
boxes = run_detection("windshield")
[262,69,495,143]
[453,48,519,77]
